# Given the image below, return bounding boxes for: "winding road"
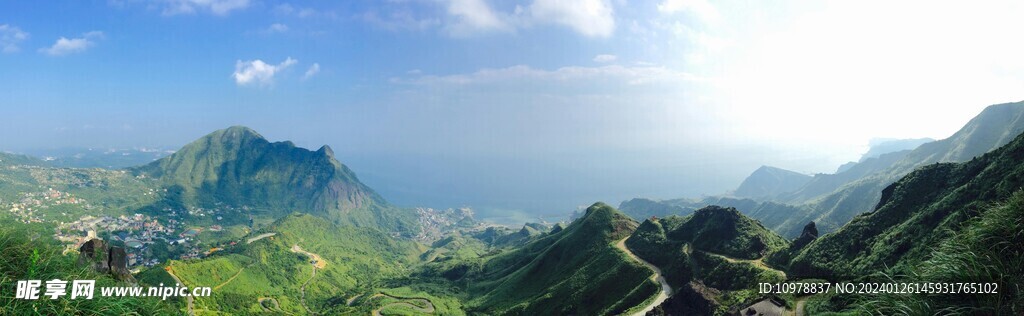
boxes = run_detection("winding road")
[165,267,195,316]
[291,244,325,314]
[615,237,673,316]
[369,293,436,316]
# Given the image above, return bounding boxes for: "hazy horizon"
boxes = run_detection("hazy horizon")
[4,0,1024,223]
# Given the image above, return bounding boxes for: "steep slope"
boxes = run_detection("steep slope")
[625,206,788,315]
[775,101,1024,235]
[733,166,811,199]
[134,126,416,234]
[859,138,934,161]
[464,203,660,315]
[789,127,1024,279]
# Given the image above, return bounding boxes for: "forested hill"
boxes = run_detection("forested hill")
[133,126,418,234]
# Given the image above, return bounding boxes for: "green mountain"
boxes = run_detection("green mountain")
[620,197,808,239]
[774,102,1024,235]
[0,152,47,167]
[789,126,1024,280]
[619,197,697,219]
[460,203,661,315]
[625,206,788,315]
[732,166,811,199]
[134,126,417,234]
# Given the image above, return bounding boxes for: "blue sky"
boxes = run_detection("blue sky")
[2,1,1024,221]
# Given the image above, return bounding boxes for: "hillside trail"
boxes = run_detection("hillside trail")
[213,266,246,290]
[291,243,324,315]
[370,293,436,316]
[700,249,787,278]
[615,237,673,316]
[165,267,194,316]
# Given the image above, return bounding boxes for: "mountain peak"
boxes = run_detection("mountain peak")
[733,166,811,199]
[317,145,335,158]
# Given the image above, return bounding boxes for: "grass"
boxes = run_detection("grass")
[0,224,177,315]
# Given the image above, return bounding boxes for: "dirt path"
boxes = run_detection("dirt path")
[291,244,325,314]
[370,293,436,316]
[213,266,246,290]
[346,294,362,306]
[246,232,276,244]
[258,297,293,315]
[165,267,194,316]
[702,250,787,278]
[795,297,807,316]
[615,237,673,316]
[291,244,327,269]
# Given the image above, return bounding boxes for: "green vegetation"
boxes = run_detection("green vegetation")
[133,126,418,235]
[790,127,1024,279]
[0,224,176,315]
[164,213,421,314]
[453,203,659,315]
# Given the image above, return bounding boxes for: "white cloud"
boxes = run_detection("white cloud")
[303,63,320,80]
[233,57,297,86]
[657,0,719,22]
[443,0,512,36]
[529,0,615,37]
[266,23,289,33]
[394,64,697,86]
[273,3,328,19]
[593,54,617,63]
[0,24,29,53]
[39,31,104,56]
[162,0,250,16]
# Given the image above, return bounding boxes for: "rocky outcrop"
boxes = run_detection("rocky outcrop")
[78,239,135,283]
[647,281,722,316]
[791,221,818,250]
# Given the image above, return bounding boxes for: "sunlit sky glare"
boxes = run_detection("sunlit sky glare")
[1,1,1023,216]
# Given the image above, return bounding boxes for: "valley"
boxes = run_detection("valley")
[1,104,1024,315]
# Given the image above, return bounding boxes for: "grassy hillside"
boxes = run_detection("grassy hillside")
[134,126,418,235]
[0,223,176,315]
[460,202,659,315]
[155,213,421,314]
[625,206,788,315]
[774,101,1024,237]
[790,125,1024,279]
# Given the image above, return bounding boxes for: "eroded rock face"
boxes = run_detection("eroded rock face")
[78,239,110,274]
[791,221,819,250]
[78,238,135,283]
[108,246,134,282]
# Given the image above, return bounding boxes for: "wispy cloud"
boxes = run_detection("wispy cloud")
[443,0,513,37]
[593,54,617,63]
[394,64,697,87]
[530,0,615,38]
[657,0,719,22]
[0,24,29,53]
[361,0,617,38]
[233,57,297,87]
[303,63,320,80]
[39,31,104,56]
[162,0,250,16]
[273,3,334,19]
[266,23,289,33]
